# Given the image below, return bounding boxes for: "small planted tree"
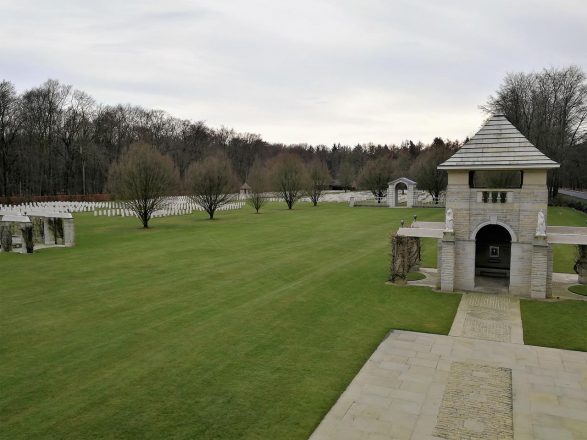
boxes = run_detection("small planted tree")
[337,161,355,192]
[0,225,12,252]
[107,142,179,228]
[412,138,455,203]
[306,159,330,206]
[270,153,308,209]
[357,159,393,203]
[22,225,34,253]
[187,152,238,220]
[247,160,268,214]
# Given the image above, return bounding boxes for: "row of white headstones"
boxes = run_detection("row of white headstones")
[93,201,246,218]
[0,196,246,219]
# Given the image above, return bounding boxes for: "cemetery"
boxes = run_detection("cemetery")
[1,196,586,439]
[1,118,586,439]
[2,1,586,435]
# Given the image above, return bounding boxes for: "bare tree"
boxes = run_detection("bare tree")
[247,160,268,213]
[271,153,308,209]
[412,138,456,203]
[306,159,330,206]
[483,66,587,199]
[107,142,179,228]
[60,90,96,194]
[357,158,394,202]
[187,152,238,219]
[0,80,21,197]
[337,161,355,192]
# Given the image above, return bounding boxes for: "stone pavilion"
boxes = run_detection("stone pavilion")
[396,114,587,298]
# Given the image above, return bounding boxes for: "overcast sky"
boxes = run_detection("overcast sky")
[2,0,586,145]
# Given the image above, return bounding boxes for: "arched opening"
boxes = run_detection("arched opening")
[475,224,511,290]
[394,182,407,206]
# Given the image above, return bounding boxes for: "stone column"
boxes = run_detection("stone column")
[349,197,355,207]
[406,184,414,208]
[17,227,27,254]
[63,218,75,247]
[546,245,553,298]
[436,239,442,289]
[440,231,455,292]
[530,236,548,299]
[43,218,55,245]
[387,184,395,207]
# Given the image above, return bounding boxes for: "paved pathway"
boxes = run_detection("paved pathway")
[309,293,587,440]
[449,293,523,344]
[559,189,587,201]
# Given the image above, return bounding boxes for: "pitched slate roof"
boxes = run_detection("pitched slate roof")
[438,115,559,170]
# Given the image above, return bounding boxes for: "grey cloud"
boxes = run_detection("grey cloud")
[1,0,585,145]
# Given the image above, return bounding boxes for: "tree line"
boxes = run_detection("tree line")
[108,139,461,227]
[0,78,448,200]
[1,65,585,201]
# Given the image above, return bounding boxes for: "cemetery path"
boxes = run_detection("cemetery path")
[309,293,587,440]
[448,293,524,344]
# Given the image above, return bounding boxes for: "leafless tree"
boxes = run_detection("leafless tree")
[20,79,71,195]
[270,153,308,209]
[337,161,355,192]
[307,159,330,206]
[412,138,457,203]
[60,90,96,194]
[483,66,587,198]
[0,80,21,197]
[187,152,238,219]
[247,160,268,213]
[107,142,179,228]
[357,158,394,202]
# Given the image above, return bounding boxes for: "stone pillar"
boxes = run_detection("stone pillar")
[17,228,27,254]
[406,184,414,208]
[530,236,548,299]
[436,239,442,289]
[63,218,75,247]
[440,232,455,292]
[44,218,55,245]
[349,197,355,207]
[546,245,553,298]
[387,183,395,207]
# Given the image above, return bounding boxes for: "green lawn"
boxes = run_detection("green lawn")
[521,300,587,352]
[569,284,587,296]
[1,203,584,439]
[548,206,587,273]
[0,203,459,440]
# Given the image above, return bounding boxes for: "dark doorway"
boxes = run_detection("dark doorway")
[475,224,511,289]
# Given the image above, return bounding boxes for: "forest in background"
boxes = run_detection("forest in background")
[0,65,585,201]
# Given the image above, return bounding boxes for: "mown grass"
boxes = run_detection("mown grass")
[0,203,458,440]
[548,206,587,273]
[1,203,584,439]
[521,300,587,352]
[569,284,587,296]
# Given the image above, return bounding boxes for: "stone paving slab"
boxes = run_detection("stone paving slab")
[309,330,587,440]
[449,292,524,344]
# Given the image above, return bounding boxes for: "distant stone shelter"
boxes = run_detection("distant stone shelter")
[396,115,587,297]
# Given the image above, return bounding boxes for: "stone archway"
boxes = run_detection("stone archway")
[387,178,416,208]
[475,224,512,290]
